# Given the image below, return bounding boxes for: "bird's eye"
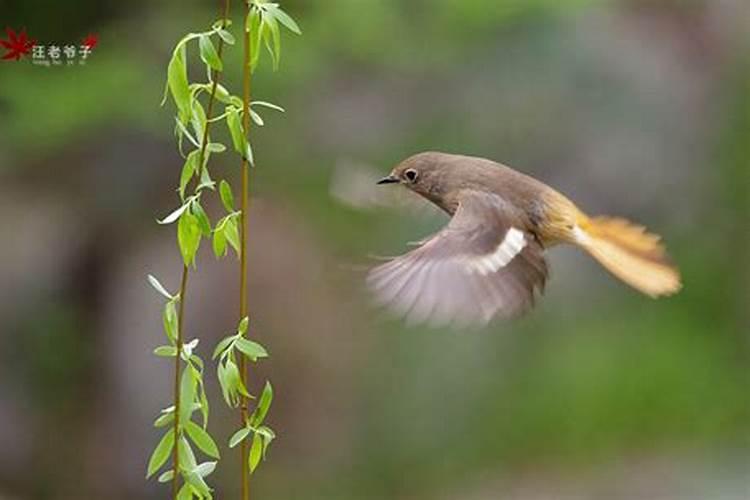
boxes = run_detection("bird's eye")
[404,169,418,183]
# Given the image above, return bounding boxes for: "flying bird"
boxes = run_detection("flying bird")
[367,152,681,326]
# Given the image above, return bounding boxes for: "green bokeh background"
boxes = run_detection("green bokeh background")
[0,1,748,499]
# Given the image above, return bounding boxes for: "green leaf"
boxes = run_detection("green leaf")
[219,180,234,212]
[248,431,263,473]
[176,484,192,500]
[179,436,198,470]
[191,202,212,237]
[256,425,276,458]
[213,83,233,104]
[228,427,251,448]
[191,100,207,143]
[263,14,281,70]
[226,358,251,401]
[249,109,264,126]
[207,142,226,153]
[185,420,220,459]
[235,337,268,361]
[167,45,191,123]
[217,29,235,45]
[226,107,245,155]
[178,212,202,266]
[267,4,301,35]
[247,9,262,71]
[195,461,217,477]
[184,468,211,497]
[199,34,223,71]
[158,201,190,225]
[212,226,227,258]
[238,316,249,335]
[147,430,175,478]
[154,345,178,357]
[157,469,174,483]
[154,412,174,428]
[225,217,240,256]
[163,301,178,342]
[199,384,209,429]
[251,381,273,426]
[179,151,199,200]
[212,335,235,360]
[246,141,255,166]
[251,100,284,113]
[179,367,197,425]
[212,18,232,30]
[148,274,173,299]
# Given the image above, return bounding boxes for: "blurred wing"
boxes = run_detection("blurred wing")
[367,191,548,326]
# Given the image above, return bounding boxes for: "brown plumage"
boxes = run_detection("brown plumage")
[368,151,681,326]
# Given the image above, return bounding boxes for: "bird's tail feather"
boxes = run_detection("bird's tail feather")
[573,215,681,297]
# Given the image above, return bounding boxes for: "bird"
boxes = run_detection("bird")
[367,151,682,326]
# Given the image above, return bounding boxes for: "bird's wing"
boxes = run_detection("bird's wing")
[367,190,548,326]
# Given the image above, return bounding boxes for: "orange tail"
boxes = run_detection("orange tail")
[574,216,681,297]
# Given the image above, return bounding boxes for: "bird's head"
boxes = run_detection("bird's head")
[377,152,459,209]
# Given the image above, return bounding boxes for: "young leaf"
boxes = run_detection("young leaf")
[226,107,246,155]
[218,28,235,45]
[212,335,235,360]
[157,469,174,483]
[212,226,227,258]
[163,301,178,342]
[235,337,268,361]
[199,389,209,432]
[251,100,284,113]
[148,274,173,299]
[179,151,199,200]
[224,217,240,256]
[179,367,197,425]
[198,34,223,71]
[248,431,263,473]
[207,142,226,153]
[257,425,276,458]
[246,141,255,166]
[251,381,273,426]
[238,316,249,335]
[147,430,175,478]
[154,345,178,357]
[177,212,202,266]
[219,180,234,211]
[249,109,264,126]
[167,45,191,123]
[229,427,251,448]
[247,9,263,71]
[263,14,281,70]
[195,461,217,477]
[178,436,198,472]
[158,201,190,225]
[191,99,207,143]
[176,484,193,500]
[191,202,212,237]
[154,412,174,428]
[266,4,301,35]
[185,420,220,459]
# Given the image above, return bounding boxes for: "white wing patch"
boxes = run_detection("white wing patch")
[463,227,527,275]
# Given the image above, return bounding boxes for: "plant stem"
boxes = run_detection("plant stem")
[170,2,231,497]
[240,2,253,499]
[171,265,189,498]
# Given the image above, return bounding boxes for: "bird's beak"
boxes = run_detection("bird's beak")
[376,174,399,185]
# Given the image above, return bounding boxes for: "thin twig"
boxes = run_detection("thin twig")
[171,1,231,497]
[239,1,253,498]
